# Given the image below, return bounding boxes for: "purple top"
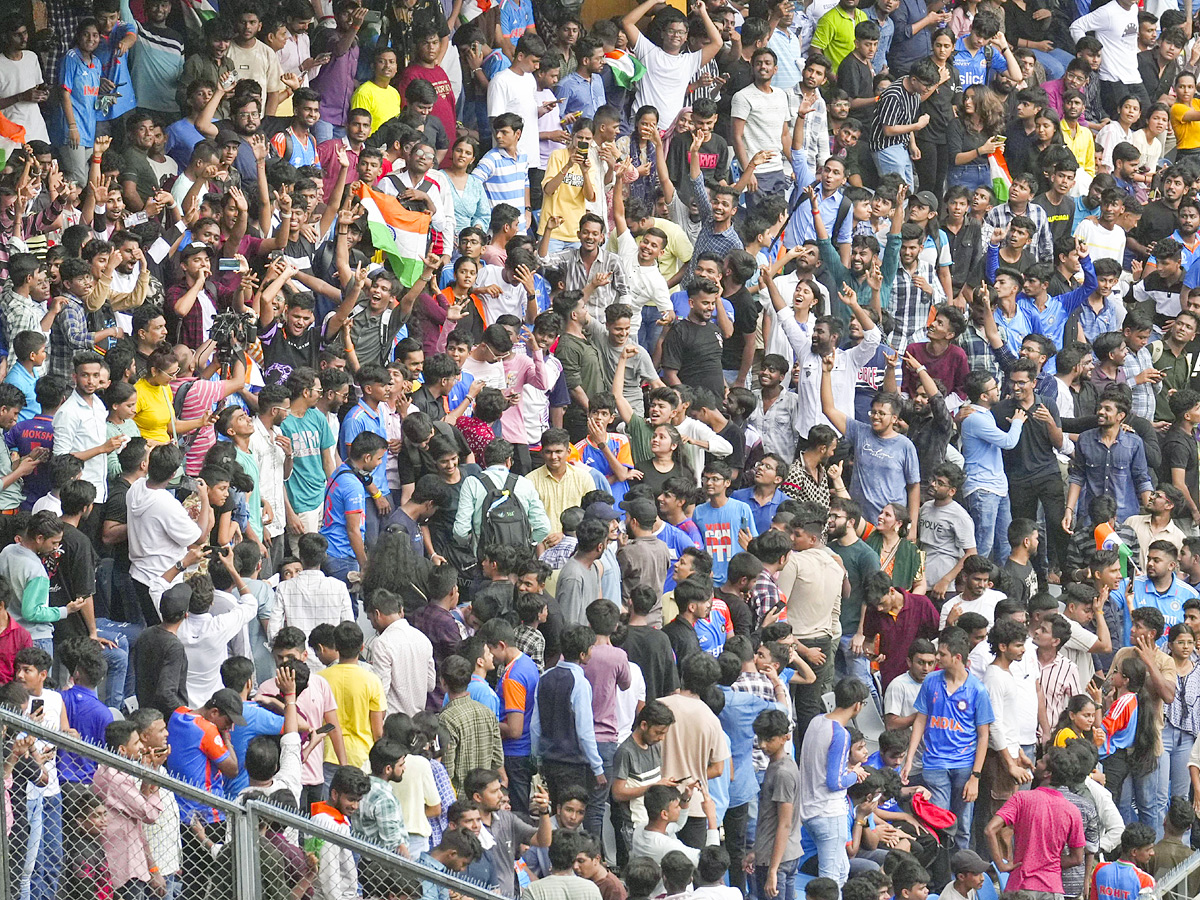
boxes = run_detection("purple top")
[583,643,631,743]
[312,38,360,127]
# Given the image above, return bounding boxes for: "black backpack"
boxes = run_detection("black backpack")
[475,472,532,557]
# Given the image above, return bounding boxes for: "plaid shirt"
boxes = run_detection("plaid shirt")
[165,279,227,350]
[354,775,408,850]
[684,174,743,283]
[441,695,505,796]
[44,0,91,85]
[958,321,1017,383]
[427,759,455,844]
[0,196,64,284]
[1121,344,1157,420]
[891,261,944,353]
[48,294,93,378]
[984,202,1054,264]
[1,286,47,356]
[515,624,546,672]
[541,535,577,570]
[750,569,783,625]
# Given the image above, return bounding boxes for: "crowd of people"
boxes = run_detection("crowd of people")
[5,0,1200,898]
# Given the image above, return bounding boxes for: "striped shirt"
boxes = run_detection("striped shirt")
[1099,692,1138,757]
[1037,653,1080,742]
[869,79,921,151]
[471,146,529,211]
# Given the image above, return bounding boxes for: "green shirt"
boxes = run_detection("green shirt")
[0,447,22,511]
[818,233,901,327]
[235,446,263,540]
[831,537,882,633]
[281,407,335,514]
[555,332,605,396]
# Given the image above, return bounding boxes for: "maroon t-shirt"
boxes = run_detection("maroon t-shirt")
[397,64,457,150]
[861,590,940,690]
[901,341,971,400]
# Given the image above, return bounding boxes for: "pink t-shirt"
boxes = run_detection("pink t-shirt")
[583,643,631,744]
[996,786,1085,894]
[261,669,339,786]
[171,378,228,475]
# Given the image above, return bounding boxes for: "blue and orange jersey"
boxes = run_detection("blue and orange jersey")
[1099,691,1139,758]
[1091,860,1155,900]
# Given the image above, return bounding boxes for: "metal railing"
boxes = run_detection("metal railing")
[0,704,504,900]
[1152,849,1200,900]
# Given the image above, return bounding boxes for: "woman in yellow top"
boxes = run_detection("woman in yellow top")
[1171,71,1200,160]
[1051,694,1104,748]
[132,346,214,444]
[540,120,597,252]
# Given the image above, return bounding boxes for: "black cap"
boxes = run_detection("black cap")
[179,241,215,261]
[159,583,192,620]
[952,850,989,875]
[206,688,247,726]
[620,497,658,527]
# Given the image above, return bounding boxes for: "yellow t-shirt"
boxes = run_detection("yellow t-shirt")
[1052,725,1083,748]
[320,662,386,767]
[1171,99,1200,150]
[540,147,589,243]
[133,379,173,444]
[350,81,403,136]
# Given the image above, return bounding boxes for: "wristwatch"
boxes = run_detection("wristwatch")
[970,771,982,779]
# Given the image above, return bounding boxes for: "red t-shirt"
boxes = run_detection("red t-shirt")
[397,64,457,150]
[996,786,1085,894]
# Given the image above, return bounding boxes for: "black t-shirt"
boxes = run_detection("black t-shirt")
[666,134,732,201]
[261,323,320,386]
[49,524,98,640]
[1130,199,1180,249]
[710,420,746,476]
[661,318,725,399]
[838,54,876,124]
[102,476,132,569]
[663,617,703,671]
[720,288,759,372]
[1161,427,1198,515]
[134,626,190,718]
[619,623,681,700]
[1036,193,1075,244]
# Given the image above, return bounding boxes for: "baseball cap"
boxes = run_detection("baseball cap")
[159,583,192,620]
[180,241,215,261]
[206,688,248,727]
[216,128,242,147]
[620,497,658,527]
[951,850,989,875]
[911,190,939,211]
[585,501,619,522]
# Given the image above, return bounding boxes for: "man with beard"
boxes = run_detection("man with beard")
[178,16,235,118]
[897,353,955,490]
[120,113,179,211]
[819,182,905,329]
[1130,165,1187,253]
[269,87,321,168]
[762,224,881,440]
[225,2,288,114]
[0,19,50,143]
[378,139,456,257]
[891,223,946,353]
[541,215,629,319]
[97,233,162,320]
[317,108,372,203]
[324,270,411,372]
[1065,391,1153,532]
[749,355,804,465]
[259,262,363,386]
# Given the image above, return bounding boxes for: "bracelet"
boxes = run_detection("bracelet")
[916,365,927,374]
[92,156,102,163]
[855,819,868,827]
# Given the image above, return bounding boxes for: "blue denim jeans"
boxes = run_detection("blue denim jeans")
[837,634,880,710]
[24,791,62,900]
[757,855,799,900]
[948,161,991,192]
[1030,48,1074,81]
[805,814,851,886]
[1163,723,1195,808]
[311,121,346,144]
[1121,748,1169,839]
[639,307,663,356]
[922,766,976,849]
[546,238,581,254]
[585,740,618,839]
[874,144,915,189]
[96,618,135,709]
[966,489,1012,565]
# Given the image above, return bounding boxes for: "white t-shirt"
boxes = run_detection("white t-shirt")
[25,690,63,798]
[631,37,704,133]
[616,230,670,314]
[1070,1,1139,85]
[1073,219,1127,265]
[171,171,209,207]
[730,84,794,175]
[0,51,49,143]
[487,68,540,173]
[474,264,530,320]
[126,478,203,588]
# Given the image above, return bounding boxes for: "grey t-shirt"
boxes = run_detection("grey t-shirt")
[487,809,536,898]
[594,336,657,417]
[556,556,602,627]
[754,755,803,863]
[613,736,663,826]
[917,500,977,588]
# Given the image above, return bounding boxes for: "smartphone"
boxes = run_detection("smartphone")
[29,698,43,716]
[316,722,336,735]
[770,599,786,613]
[218,258,240,272]
[577,139,590,153]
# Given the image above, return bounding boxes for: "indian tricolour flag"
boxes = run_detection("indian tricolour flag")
[355,183,432,289]
[989,147,1013,203]
[604,50,646,89]
[0,112,25,168]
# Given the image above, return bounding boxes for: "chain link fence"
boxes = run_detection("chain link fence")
[0,705,504,900]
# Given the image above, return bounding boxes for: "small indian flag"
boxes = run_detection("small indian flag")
[989,147,1012,204]
[604,50,647,89]
[354,182,432,289]
[0,112,25,168]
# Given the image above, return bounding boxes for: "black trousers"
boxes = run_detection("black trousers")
[1009,470,1067,576]
[541,760,593,810]
[677,814,709,849]
[724,802,750,891]
[914,140,949,197]
[794,636,835,752]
